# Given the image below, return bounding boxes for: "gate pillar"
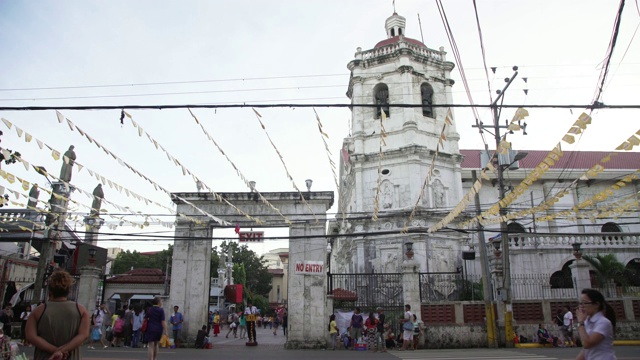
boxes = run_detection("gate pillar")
[402,258,420,319]
[169,224,211,343]
[286,222,328,349]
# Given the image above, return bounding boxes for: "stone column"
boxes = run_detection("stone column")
[401,258,420,320]
[286,222,327,349]
[169,224,211,343]
[569,259,591,297]
[77,266,102,313]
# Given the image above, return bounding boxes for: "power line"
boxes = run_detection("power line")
[0,103,638,111]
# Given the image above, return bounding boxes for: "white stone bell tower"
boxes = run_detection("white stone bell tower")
[333,12,466,275]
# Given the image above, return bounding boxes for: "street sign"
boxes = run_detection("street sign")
[238,231,264,243]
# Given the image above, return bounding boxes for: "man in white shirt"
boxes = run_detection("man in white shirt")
[562,305,575,347]
[244,301,258,345]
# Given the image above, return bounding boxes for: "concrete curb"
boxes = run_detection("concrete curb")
[516,340,640,348]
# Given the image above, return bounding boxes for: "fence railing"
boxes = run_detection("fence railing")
[327,273,404,307]
[419,272,640,302]
[419,272,486,302]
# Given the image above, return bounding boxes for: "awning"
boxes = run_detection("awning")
[130,295,155,300]
[10,282,34,307]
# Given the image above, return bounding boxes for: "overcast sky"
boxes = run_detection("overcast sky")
[0,0,637,255]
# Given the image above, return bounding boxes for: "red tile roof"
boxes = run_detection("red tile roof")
[330,288,358,301]
[106,268,167,284]
[375,36,426,48]
[460,150,640,170]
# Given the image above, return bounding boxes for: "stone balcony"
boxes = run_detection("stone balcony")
[506,232,640,250]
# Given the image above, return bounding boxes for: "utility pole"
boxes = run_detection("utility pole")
[33,146,76,304]
[32,181,73,303]
[471,67,526,347]
[472,170,498,348]
[492,68,519,348]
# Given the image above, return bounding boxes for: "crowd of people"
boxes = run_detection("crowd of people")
[332,304,425,352]
[330,290,618,359]
[0,269,620,360]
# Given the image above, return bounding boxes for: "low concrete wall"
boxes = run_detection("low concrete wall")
[421,321,640,348]
[423,325,488,348]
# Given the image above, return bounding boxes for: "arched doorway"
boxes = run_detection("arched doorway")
[626,258,640,286]
[550,261,574,289]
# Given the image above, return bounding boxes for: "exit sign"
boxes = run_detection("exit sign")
[238,231,264,243]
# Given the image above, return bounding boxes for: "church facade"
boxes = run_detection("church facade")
[330,12,640,310]
[332,12,467,276]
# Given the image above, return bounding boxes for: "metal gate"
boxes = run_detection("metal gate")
[327,272,405,327]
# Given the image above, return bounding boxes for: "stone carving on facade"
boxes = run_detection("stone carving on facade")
[383,222,393,230]
[432,179,446,208]
[381,181,394,209]
[382,252,398,273]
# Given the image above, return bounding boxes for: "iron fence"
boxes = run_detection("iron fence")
[509,273,577,300]
[327,272,404,309]
[419,272,485,302]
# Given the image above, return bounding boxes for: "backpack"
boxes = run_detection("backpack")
[113,318,124,334]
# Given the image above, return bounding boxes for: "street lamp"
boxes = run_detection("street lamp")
[404,241,414,260]
[572,243,582,260]
[88,248,97,266]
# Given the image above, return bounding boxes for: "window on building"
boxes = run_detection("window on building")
[601,222,622,241]
[398,28,402,35]
[420,83,434,118]
[625,259,640,286]
[390,28,395,37]
[374,84,390,119]
[507,222,526,246]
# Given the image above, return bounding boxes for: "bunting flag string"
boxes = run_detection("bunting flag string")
[252,108,317,222]
[469,127,639,228]
[0,167,152,229]
[2,115,221,227]
[402,108,455,231]
[51,111,233,226]
[313,108,346,226]
[427,162,494,233]
[372,110,388,221]
[313,109,339,193]
[187,109,290,224]
[459,112,592,228]
[120,110,265,225]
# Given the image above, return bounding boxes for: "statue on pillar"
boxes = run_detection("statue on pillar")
[90,184,104,217]
[27,184,40,209]
[59,145,76,182]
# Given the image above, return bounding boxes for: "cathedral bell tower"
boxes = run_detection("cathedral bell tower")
[334,13,465,274]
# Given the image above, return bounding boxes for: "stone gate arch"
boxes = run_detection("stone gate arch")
[169,191,333,349]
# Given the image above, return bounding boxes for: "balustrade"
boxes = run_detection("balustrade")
[505,232,640,249]
[359,41,444,61]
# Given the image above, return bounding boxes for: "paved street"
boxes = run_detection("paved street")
[13,327,640,360]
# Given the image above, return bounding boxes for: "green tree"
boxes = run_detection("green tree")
[111,245,172,274]
[232,263,247,288]
[217,241,272,297]
[583,254,633,295]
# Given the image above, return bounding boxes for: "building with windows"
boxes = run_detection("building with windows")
[329,12,639,342]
